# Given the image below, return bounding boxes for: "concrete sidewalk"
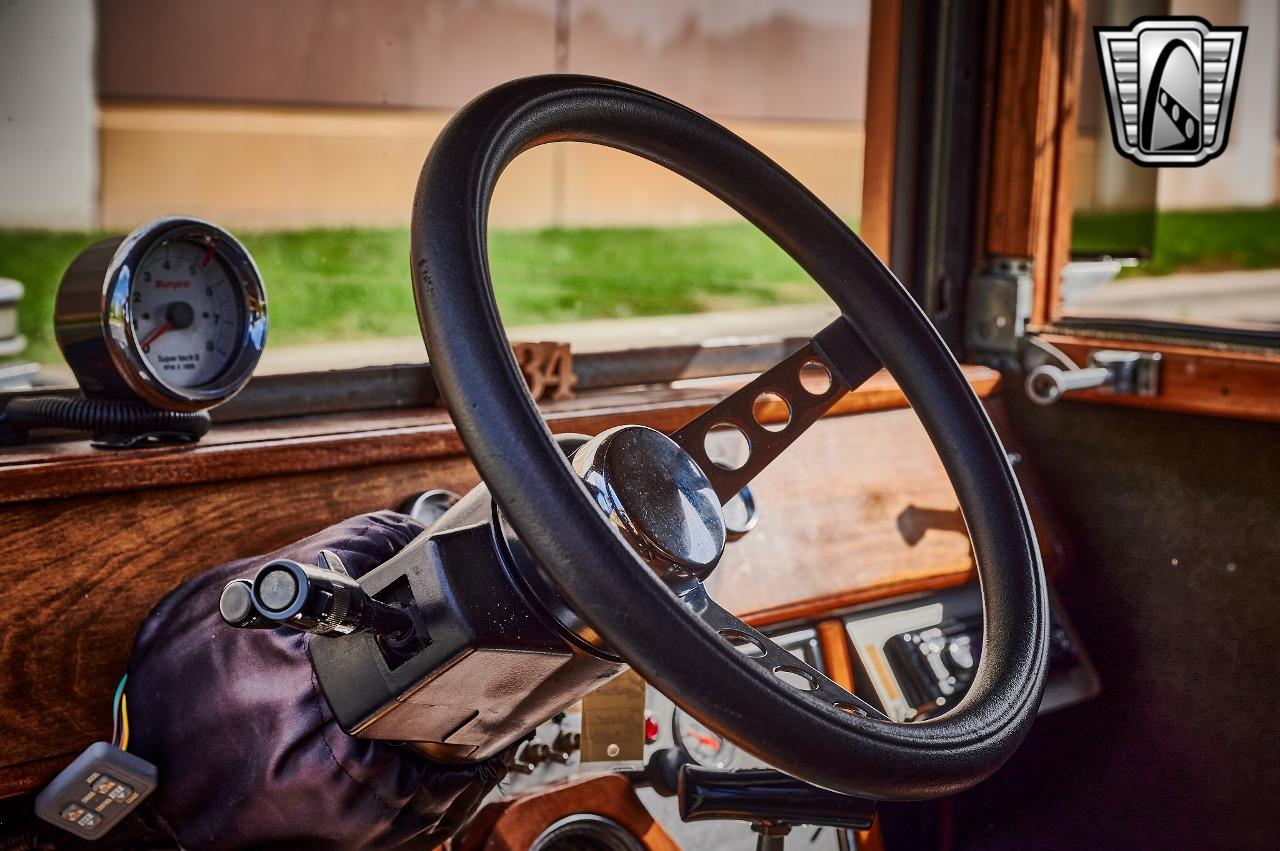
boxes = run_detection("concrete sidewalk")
[261,267,1280,374]
[257,302,839,373]
[1073,268,1280,327]
[38,267,1276,382]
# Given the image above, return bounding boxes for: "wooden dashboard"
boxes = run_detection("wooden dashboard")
[0,365,996,798]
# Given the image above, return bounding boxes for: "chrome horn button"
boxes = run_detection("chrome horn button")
[572,425,726,583]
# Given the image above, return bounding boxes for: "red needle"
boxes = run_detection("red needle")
[687,732,721,751]
[139,321,172,349]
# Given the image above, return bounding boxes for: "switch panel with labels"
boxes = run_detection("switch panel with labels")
[34,742,158,840]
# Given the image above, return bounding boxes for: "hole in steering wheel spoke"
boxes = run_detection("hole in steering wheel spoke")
[705,424,750,470]
[752,392,791,432]
[798,360,833,396]
[773,665,819,691]
[718,628,767,658]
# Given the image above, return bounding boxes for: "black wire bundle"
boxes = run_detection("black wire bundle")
[0,394,210,446]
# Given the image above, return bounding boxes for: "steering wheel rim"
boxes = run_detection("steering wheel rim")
[412,75,1049,800]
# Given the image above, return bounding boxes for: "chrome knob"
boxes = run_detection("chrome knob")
[573,425,726,583]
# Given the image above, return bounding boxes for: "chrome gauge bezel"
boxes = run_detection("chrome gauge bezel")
[672,707,738,769]
[54,217,268,412]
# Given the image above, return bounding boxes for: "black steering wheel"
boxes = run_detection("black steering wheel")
[411,75,1048,801]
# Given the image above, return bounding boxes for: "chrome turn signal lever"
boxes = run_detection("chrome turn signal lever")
[220,550,416,648]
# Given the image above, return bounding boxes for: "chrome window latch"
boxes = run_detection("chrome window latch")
[1023,339,1161,406]
[965,257,1162,406]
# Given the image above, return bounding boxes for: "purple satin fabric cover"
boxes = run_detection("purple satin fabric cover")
[125,511,506,850]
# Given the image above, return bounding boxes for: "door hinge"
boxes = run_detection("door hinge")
[965,257,1032,363]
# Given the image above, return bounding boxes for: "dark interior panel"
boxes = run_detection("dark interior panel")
[945,390,1280,848]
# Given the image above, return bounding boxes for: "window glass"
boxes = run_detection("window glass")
[1068,0,1280,333]
[0,0,871,382]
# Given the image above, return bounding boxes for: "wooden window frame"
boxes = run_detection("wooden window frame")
[985,0,1280,422]
[860,0,902,262]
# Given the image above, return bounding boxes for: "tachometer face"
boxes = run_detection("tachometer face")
[673,709,737,768]
[55,217,267,411]
[131,239,246,390]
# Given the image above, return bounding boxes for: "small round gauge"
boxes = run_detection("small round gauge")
[55,217,267,411]
[131,239,247,390]
[672,709,737,768]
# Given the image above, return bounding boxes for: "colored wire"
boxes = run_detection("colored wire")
[119,694,131,752]
[111,675,127,747]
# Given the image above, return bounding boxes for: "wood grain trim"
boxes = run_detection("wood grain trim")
[0,366,999,505]
[986,0,1082,324]
[817,619,855,690]
[743,568,973,629]
[0,368,997,798]
[860,0,903,262]
[1036,334,1280,422]
[1044,0,1087,324]
[0,455,485,799]
[985,0,1060,261]
[0,401,980,797]
[0,758,67,806]
[449,773,679,851]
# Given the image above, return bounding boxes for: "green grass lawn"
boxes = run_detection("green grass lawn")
[1073,206,1280,277]
[0,224,823,365]
[5,207,1277,365]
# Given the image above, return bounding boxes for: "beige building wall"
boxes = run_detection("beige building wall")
[99,105,554,231]
[1156,0,1280,209]
[94,0,868,232]
[99,104,863,231]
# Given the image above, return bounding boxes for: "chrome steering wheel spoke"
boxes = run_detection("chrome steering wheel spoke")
[669,317,881,503]
[693,592,890,723]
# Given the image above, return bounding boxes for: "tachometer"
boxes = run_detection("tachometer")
[55,217,267,411]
